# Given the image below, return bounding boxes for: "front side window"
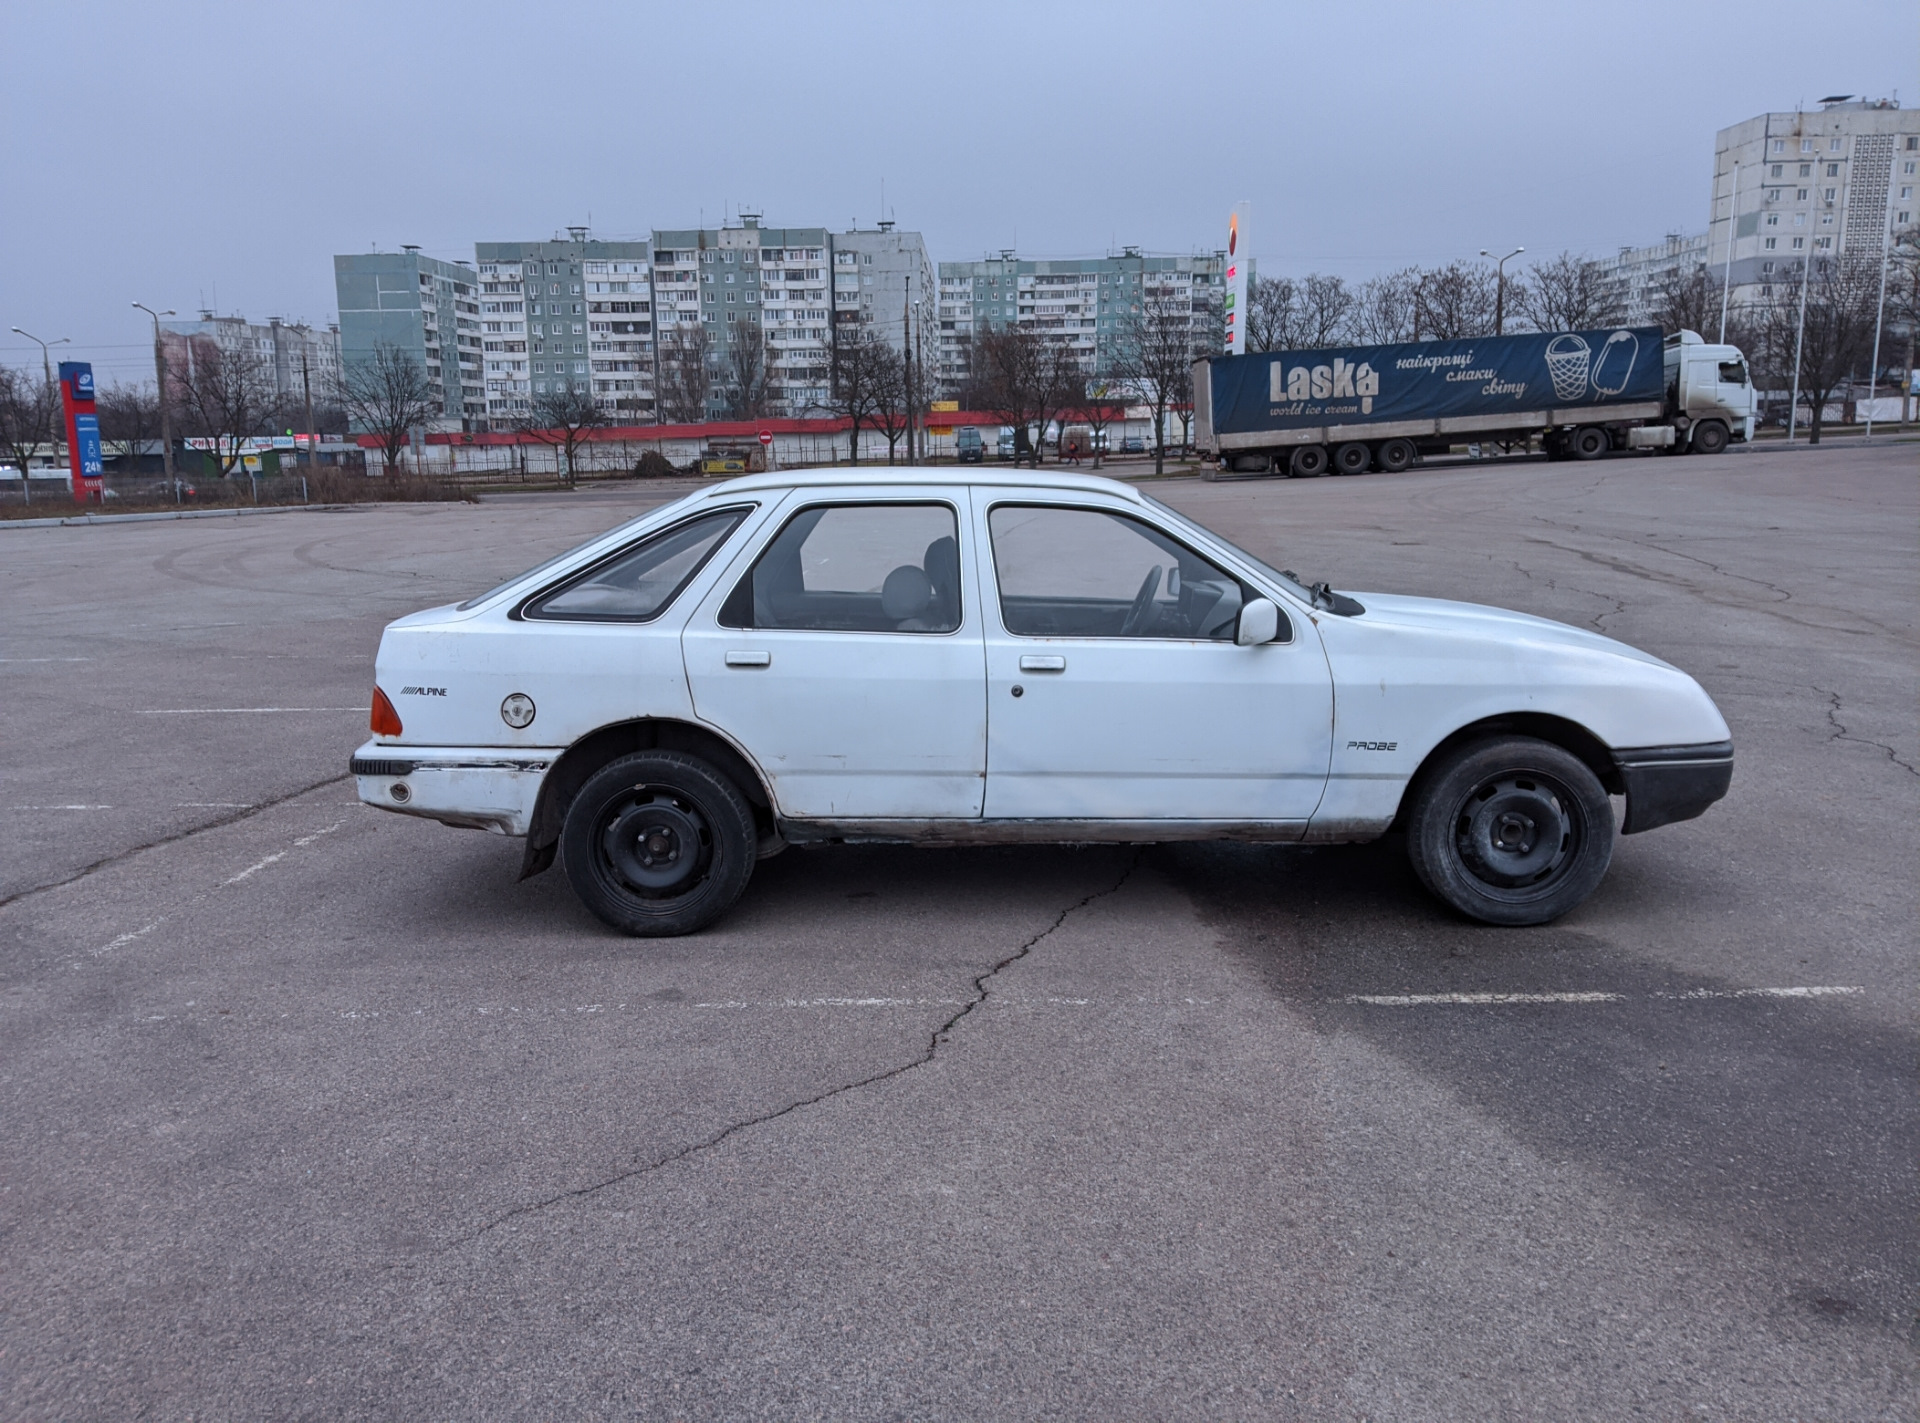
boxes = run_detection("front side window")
[988,504,1259,641]
[721,503,961,633]
[1718,361,1748,385]
[521,507,749,621]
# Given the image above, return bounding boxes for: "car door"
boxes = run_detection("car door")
[976,494,1332,824]
[682,488,987,820]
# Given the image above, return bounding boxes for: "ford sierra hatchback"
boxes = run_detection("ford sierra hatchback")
[353,469,1732,935]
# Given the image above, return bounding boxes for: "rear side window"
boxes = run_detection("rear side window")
[521,507,749,621]
[719,503,960,633]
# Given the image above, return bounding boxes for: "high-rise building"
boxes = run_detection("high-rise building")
[333,248,484,427]
[473,230,655,423]
[1708,97,1920,307]
[935,247,1230,396]
[1593,232,1709,326]
[830,221,937,405]
[159,312,340,408]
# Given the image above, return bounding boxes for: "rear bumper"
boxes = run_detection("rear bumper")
[351,741,556,835]
[1614,741,1733,834]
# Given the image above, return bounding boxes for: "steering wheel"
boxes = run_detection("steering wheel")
[1120,566,1162,636]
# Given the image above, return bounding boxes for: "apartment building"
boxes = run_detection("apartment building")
[333,249,483,426]
[1593,232,1709,326]
[1708,96,1920,304]
[831,221,937,400]
[472,230,655,423]
[158,312,340,407]
[935,246,1230,396]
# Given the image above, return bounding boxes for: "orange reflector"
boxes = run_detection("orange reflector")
[370,686,403,737]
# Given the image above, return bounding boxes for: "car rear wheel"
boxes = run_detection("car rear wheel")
[1406,736,1615,926]
[1377,438,1416,473]
[561,751,757,936]
[1288,444,1329,478]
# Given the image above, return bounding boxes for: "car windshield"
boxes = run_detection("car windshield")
[1138,494,1317,603]
[454,493,700,610]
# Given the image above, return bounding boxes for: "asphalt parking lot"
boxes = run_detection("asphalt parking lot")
[3,443,1914,1420]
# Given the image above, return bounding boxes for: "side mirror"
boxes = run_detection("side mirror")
[1235,598,1280,646]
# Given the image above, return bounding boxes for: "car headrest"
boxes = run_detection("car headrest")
[880,564,934,620]
[923,536,959,599]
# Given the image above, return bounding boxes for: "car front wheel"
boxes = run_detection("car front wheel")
[561,751,758,936]
[1406,737,1615,926]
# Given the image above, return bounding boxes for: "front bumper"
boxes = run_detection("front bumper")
[1614,741,1733,834]
[351,741,556,835]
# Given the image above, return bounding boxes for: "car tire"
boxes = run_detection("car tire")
[561,751,758,937]
[1570,426,1610,460]
[1377,438,1416,473]
[1289,444,1329,478]
[1405,736,1615,926]
[1690,420,1729,455]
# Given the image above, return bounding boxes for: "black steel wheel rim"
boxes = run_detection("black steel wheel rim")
[598,786,714,897]
[1452,773,1577,893]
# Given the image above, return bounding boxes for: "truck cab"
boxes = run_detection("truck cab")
[1663,330,1756,453]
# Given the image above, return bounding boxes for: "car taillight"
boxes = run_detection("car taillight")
[370,687,403,737]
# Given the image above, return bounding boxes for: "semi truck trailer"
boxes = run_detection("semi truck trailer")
[1193,327,1755,476]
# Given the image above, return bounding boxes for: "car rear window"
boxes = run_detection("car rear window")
[519,507,751,622]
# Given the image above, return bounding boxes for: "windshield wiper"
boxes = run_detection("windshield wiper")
[1281,572,1366,617]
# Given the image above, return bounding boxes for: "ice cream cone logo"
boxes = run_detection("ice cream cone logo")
[1545,335,1592,402]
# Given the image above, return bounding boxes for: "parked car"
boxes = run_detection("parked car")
[1120,436,1146,455]
[355,469,1732,936]
[955,427,984,463]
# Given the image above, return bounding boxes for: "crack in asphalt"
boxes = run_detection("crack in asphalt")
[0,773,354,910]
[1817,686,1919,778]
[443,852,1144,1250]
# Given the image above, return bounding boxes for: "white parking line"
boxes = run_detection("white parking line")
[94,920,162,956]
[11,804,114,811]
[1347,986,1864,1006]
[224,819,346,885]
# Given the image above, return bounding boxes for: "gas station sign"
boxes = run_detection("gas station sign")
[58,361,103,502]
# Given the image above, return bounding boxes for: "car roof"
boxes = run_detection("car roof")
[696,466,1149,503]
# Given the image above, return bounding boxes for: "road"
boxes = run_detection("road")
[2,445,1913,1419]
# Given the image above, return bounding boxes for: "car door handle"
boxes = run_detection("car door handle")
[1019,655,1067,672]
[724,650,772,668]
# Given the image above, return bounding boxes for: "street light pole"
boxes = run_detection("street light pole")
[132,303,178,494]
[1787,253,1812,443]
[1718,163,1739,343]
[1480,247,1525,336]
[1864,146,1897,440]
[10,326,70,505]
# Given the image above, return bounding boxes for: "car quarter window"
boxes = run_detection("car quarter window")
[521,507,750,621]
[719,502,961,633]
[988,504,1271,642]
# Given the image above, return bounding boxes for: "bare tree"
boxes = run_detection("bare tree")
[1753,255,1880,442]
[1246,272,1355,352]
[656,324,713,425]
[723,326,772,422]
[332,342,439,475]
[1414,261,1499,340]
[1110,287,1196,475]
[1516,252,1624,332]
[968,327,1057,466]
[1648,263,1725,338]
[864,342,914,464]
[1077,375,1121,468]
[520,384,608,484]
[827,329,893,462]
[97,380,161,473]
[1351,268,1422,345]
[173,333,285,476]
[0,364,61,502]
[1882,225,1919,422]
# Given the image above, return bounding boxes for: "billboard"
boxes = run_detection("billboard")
[1206,327,1666,436]
[58,361,102,503]
[1223,207,1247,356]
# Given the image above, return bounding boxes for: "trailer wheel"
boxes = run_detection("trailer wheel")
[1288,445,1329,478]
[1570,426,1610,460]
[1690,420,1729,455]
[1333,441,1371,475]
[1377,438,1416,473]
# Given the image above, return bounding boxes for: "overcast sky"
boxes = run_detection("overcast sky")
[3,0,1914,384]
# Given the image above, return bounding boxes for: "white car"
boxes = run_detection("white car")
[353,469,1732,934]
